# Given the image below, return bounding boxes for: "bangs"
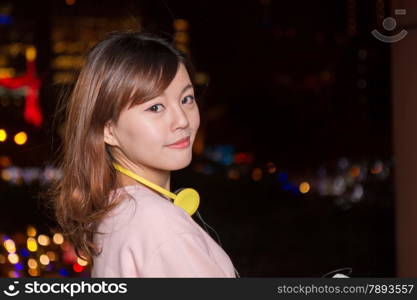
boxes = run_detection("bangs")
[126,47,181,110]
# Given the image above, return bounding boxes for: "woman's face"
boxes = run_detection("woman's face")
[104,63,200,171]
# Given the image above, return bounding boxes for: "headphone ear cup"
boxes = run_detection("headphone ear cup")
[173,188,200,216]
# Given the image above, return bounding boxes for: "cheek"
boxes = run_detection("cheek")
[123,119,164,147]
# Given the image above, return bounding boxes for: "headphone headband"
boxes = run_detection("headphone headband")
[112,162,200,216]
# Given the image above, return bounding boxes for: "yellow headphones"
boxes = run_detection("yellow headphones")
[112,162,200,216]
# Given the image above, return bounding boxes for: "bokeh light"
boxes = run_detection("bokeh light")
[299,182,311,194]
[39,254,50,265]
[1,169,11,181]
[26,225,37,237]
[25,46,37,62]
[37,234,50,246]
[0,129,6,142]
[27,237,38,252]
[27,258,38,269]
[77,257,88,266]
[14,131,27,145]
[8,270,19,278]
[53,233,64,245]
[8,253,19,264]
[46,251,56,261]
[4,239,16,253]
[28,268,39,277]
[73,263,84,273]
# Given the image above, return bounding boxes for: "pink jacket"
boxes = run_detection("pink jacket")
[91,184,237,277]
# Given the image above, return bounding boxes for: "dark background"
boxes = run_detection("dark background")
[0,0,395,277]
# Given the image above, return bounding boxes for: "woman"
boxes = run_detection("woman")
[48,31,238,277]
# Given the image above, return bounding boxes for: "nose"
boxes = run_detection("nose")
[170,103,190,130]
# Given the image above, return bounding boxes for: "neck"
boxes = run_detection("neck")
[116,160,171,194]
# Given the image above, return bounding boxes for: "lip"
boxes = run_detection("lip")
[167,136,190,148]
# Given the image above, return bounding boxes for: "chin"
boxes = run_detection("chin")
[168,154,193,171]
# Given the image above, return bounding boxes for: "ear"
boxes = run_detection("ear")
[104,120,119,147]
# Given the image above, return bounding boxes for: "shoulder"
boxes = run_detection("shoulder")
[93,186,206,277]
[100,186,200,246]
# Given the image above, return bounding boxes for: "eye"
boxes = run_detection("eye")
[146,104,164,113]
[182,95,195,104]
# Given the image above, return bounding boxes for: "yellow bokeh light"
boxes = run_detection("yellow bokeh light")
[4,239,16,253]
[46,251,56,261]
[27,225,37,237]
[77,257,88,266]
[299,182,311,194]
[28,268,39,277]
[53,233,64,245]
[37,234,50,246]
[27,237,38,252]
[0,129,6,142]
[39,254,50,265]
[8,253,19,264]
[14,131,27,145]
[25,46,37,62]
[28,258,38,269]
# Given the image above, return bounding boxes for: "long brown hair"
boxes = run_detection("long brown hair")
[45,31,196,266]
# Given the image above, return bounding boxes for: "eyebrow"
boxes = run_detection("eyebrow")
[161,83,194,97]
[180,83,194,95]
